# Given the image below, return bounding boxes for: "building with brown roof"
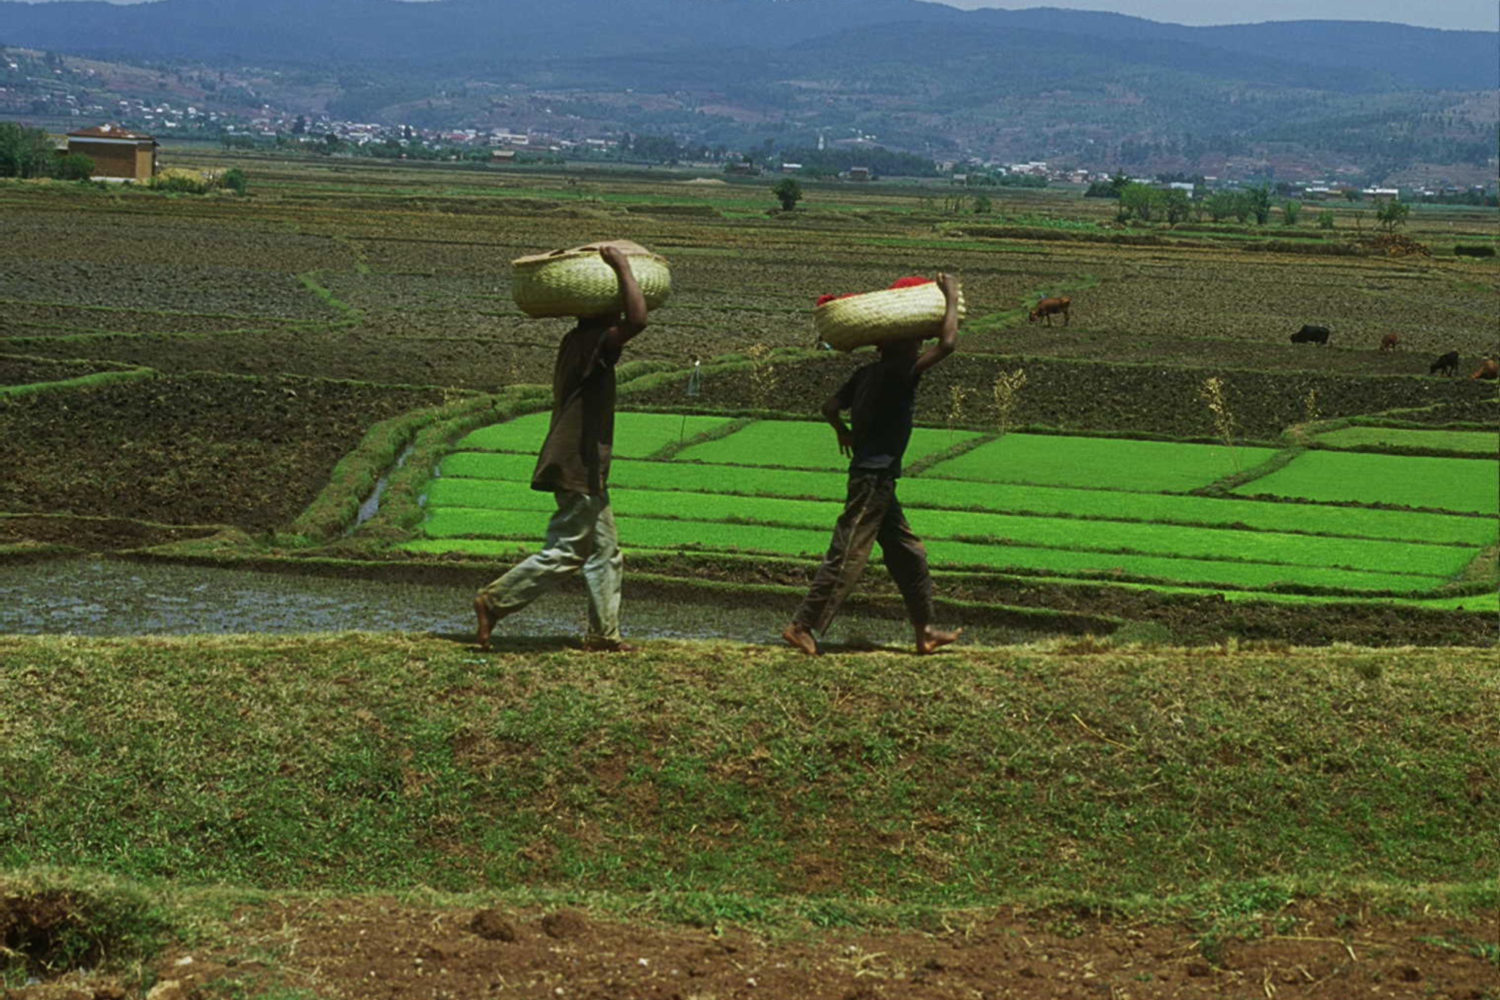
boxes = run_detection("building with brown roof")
[66,123,158,181]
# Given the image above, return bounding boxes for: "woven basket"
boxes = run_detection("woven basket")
[511,240,672,318]
[814,281,965,351]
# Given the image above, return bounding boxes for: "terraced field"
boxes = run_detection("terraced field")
[406,412,1498,607]
[2,155,1495,637]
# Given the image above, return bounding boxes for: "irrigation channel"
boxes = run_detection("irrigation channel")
[0,557,1030,647]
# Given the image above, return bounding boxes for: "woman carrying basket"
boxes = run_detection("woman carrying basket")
[782,272,963,656]
[475,244,647,652]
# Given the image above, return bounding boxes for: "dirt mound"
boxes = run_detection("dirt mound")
[1360,233,1432,257]
[6,898,1491,1000]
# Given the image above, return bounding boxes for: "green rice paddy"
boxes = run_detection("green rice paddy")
[673,419,984,469]
[408,412,1499,602]
[457,410,738,458]
[1312,426,1498,457]
[1234,451,1499,514]
[922,434,1279,492]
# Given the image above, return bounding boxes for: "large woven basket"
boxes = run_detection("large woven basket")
[511,240,672,318]
[814,281,965,351]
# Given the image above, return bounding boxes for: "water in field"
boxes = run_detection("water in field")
[0,557,1015,648]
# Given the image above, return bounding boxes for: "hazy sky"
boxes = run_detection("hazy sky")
[9,0,1499,33]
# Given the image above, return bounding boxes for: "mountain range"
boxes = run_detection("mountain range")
[2,0,1496,178]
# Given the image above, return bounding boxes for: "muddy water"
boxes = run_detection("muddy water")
[0,558,1015,647]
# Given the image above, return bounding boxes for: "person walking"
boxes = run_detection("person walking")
[475,243,647,652]
[782,272,963,656]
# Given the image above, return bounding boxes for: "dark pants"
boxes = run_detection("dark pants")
[794,472,934,634]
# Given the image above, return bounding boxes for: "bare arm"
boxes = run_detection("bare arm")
[822,392,852,457]
[600,244,648,351]
[913,272,959,375]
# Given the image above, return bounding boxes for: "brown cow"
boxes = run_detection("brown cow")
[1379,333,1399,352]
[1029,296,1071,326]
[1470,358,1498,380]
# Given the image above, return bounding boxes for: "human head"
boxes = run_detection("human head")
[574,312,619,331]
[877,336,922,361]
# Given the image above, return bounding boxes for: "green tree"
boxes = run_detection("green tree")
[0,120,57,178]
[771,177,803,211]
[1281,200,1302,226]
[1117,182,1160,222]
[1204,190,1241,222]
[1163,188,1192,224]
[1245,185,1272,225]
[55,152,94,180]
[630,133,683,164]
[1375,199,1410,230]
[1316,209,1335,229]
[221,168,248,195]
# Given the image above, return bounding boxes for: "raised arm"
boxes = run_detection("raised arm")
[600,244,648,351]
[914,272,959,375]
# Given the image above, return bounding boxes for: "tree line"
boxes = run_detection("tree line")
[0,121,94,179]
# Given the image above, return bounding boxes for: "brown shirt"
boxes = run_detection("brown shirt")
[531,325,621,495]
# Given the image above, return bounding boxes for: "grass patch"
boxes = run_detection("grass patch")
[0,873,169,985]
[1,635,1494,904]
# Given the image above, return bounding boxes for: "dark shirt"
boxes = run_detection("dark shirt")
[531,325,621,495]
[836,353,921,477]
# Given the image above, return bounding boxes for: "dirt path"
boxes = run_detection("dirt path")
[10,899,1494,999]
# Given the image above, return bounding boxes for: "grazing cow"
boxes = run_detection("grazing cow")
[1028,296,1071,326]
[1379,333,1399,352]
[1290,324,1330,345]
[1471,358,1499,380]
[1429,350,1459,376]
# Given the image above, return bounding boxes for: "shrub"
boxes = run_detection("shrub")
[1376,199,1410,231]
[771,178,803,211]
[55,153,94,181]
[149,168,210,194]
[221,167,248,194]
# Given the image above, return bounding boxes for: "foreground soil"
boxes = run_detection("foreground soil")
[7,897,1495,1000]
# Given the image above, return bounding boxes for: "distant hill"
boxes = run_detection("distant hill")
[1,0,1495,177]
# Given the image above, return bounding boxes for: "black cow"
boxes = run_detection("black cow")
[1290,324,1330,345]
[1429,350,1459,376]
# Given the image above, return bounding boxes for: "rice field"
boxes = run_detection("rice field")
[406,412,1498,603]
[3,155,1496,634]
[1233,450,1499,513]
[1311,425,1498,456]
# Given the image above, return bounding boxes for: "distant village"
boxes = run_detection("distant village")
[3,48,1494,201]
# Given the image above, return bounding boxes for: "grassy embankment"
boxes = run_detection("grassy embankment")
[1,633,1495,983]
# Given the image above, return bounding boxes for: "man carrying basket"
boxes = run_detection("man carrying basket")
[782,272,963,656]
[475,244,647,652]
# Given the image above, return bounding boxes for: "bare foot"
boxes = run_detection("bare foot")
[582,637,635,653]
[474,595,494,651]
[781,623,819,656]
[916,625,961,655]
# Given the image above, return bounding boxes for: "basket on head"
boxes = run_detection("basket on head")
[511,239,672,318]
[813,280,965,351]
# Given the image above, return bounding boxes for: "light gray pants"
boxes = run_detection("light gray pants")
[476,491,623,642]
